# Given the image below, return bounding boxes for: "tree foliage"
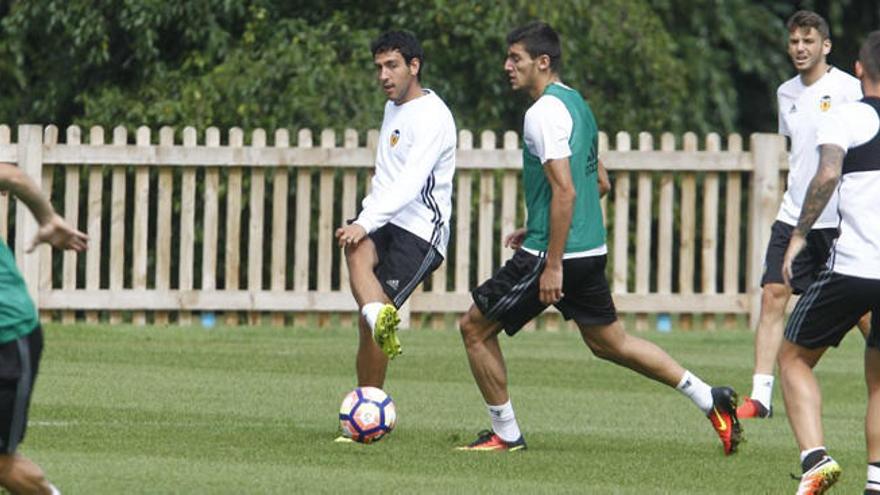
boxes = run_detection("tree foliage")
[0,0,876,137]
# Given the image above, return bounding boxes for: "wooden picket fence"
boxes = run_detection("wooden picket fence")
[0,125,787,330]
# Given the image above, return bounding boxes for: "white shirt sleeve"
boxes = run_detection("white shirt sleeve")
[354,118,449,234]
[523,95,572,164]
[816,103,880,151]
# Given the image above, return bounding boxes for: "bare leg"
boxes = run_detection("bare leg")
[0,454,53,495]
[577,319,685,387]
[779,340,828,451]
[357,315,388,387]
[459,305,507,405]
[859,312,873,340]
[344,238,392,387]
[866,346,880,463]
[754,283,792,376]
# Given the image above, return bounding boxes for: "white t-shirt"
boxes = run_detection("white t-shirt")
[816,99,880,278]
[355,90,456,257]
[776,67,862,228]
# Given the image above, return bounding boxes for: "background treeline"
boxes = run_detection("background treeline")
[0,0,876,137]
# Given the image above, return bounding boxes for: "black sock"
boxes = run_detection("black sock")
[802,449,827,473]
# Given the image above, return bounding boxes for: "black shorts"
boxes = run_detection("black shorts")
[0,326,43,454]
[472,250,617,335]
[370,223,443,308]
[761,221,838,294]
[785,272,880,349]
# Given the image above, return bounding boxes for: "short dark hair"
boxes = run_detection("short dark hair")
[786,10,830,40]
[859,31,880,82]
[506,21,562,73]
[370,30,424,79]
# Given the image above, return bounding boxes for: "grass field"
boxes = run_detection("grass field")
[21,322,871,494]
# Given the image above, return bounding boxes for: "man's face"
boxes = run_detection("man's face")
[504,42,540,92]
[374,49,418,104]
[788,27,830,73]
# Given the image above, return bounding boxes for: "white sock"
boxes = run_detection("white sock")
[866,464,880,492]
[800,446,827,463]
[49,484,61,495]
[750,373,774,408]
[361,302,384,333]
[487,400,522,442]
[676,370,714,414]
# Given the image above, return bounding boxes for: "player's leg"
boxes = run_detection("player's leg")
[743,221,797,419]
[577,319,684,386]
[343,235,398,368]
[780,272,865,491]
[859,312,873,340]
[0,454,56,495]
[561,255,741,454]
[577,319,742,455]
[779,341,827,451]
[743,282,791,418]
[457,250,545,451]
[865,343,880,494]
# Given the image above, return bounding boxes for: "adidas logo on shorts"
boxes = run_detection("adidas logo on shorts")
[386,279,400,290]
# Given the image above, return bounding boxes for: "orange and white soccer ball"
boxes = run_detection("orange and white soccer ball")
[338,387,397,443]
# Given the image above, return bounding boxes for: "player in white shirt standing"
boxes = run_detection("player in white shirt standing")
[740,10,865,421]
[780,31,880,495]
[335,31,456,388]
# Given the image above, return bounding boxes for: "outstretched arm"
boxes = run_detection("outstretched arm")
[0,163,88,252]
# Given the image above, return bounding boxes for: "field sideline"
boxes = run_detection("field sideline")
[23,323,870,494]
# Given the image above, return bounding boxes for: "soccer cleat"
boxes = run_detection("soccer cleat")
[795,456,841,494]
[456,429,527,452]
[374,304,402,359]
[739,396,772,419]
[708,386,743,455]
[333,435,354,443]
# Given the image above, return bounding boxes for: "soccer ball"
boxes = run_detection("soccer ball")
[338,386,397,443]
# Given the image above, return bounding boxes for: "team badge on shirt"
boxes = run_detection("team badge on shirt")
[819,95,832,112]
[390,129,400,147]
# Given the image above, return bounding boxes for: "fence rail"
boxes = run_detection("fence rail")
[0,125,787,330]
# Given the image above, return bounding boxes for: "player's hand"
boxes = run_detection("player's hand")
[27,214,88,253]
[538,263,563,305]
[504,227,527,250]
[782,233,806,287]
[335,224,367,248]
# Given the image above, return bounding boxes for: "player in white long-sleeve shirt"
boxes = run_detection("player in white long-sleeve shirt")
[335,31,456,388]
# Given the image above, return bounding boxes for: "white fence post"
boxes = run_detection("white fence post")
[747,133,785,329]
[14,125,44,306]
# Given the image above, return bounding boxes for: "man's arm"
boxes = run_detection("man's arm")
[597,158,610,198]
[0,162,88,252]
[782,144,844,284]
[540,157,575,304]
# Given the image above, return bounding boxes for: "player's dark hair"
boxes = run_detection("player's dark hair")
[859,31,880,82]
[786,10,830,40]
[506,21,562,73]
[370,30,424,80]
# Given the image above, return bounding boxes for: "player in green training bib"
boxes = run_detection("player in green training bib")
[0,162,87,495]
[456,21,744,458]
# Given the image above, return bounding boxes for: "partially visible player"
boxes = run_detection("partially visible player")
[456,21,742,455]
[740,10,865,420]
[335,31,456,387]
[0,162,88,495]
[780,31,880,495]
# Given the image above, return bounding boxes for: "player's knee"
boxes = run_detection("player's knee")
[761,283,790,309]
[0,455,48,494]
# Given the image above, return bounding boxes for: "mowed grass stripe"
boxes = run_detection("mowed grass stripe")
[18,324,871,493]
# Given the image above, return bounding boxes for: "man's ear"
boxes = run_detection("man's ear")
[822,38,831,56]
[408,57,421,77]
[536,53,551,72]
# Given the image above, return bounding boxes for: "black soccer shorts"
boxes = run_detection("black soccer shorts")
[0,326,43,454]
[472,250,617,335]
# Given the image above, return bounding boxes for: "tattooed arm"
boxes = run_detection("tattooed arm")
[782,144,845,285]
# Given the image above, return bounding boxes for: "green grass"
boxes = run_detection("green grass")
[21,323,871,494]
